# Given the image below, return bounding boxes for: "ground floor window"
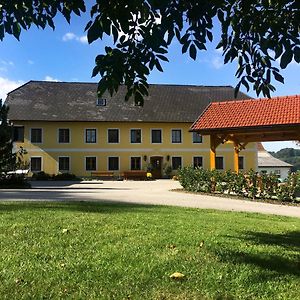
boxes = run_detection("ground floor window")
[31,157,41,172]
[108,157,119,171]
[131,157,141,170]
[193,156,203,168]
[238,156,244,170]
[172,157,182,170]
[59,157,70,172]
[216,156,224,170]
[86,157,96,171]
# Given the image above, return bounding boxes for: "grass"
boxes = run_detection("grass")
[0,202,299,300]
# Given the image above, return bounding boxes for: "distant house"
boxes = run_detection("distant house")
[257,143,292,180]
[6,81,258,177]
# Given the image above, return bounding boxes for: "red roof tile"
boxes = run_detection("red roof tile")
[191,95,300,131]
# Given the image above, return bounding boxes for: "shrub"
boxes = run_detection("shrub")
[52,173,78,181]
[32,171,51,180]
[0,174,31,188]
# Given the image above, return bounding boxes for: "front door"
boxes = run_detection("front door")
[150,156,163,179]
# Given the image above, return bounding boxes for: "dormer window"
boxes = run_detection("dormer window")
[96,98,106,106]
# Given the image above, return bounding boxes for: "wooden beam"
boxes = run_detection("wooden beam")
[210,135,217,170]
[233,142,239,173]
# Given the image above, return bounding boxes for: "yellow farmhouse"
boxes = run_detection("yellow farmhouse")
[6,81,257,178]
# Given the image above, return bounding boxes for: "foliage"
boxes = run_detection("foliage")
[271,147,300,172]
[0,201,299,299]
[1,1,300,103]
[31,171,52,181]
[178,166,300,202]
[0,174,30,188]
[52,173,79,181]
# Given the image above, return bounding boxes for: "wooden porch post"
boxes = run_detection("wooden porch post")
[233,142,239,173]
[210,135,216,170]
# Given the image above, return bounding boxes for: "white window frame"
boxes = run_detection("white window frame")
[58,128,71,144]
[30,156,43,172]
[130,156,142,170]
[130,128,142,144]
[85,128,97,144]
[192,132,203,144]
[193,156,203,168]
[171,128,182,144]
[151,128,163,144]
[108,156,120,171]
[85,156,97,171]
[58,156,71,172]
[171,156,183,170]
[30,128,43,144]
[107,128,120,144]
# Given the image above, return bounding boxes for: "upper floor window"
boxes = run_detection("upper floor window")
[130,129,141,143]
[172,157,182,170]
[13,126,24,142]
[238,157,244,170]
[172,129,182,143]
[193,156,203,168]
[216,156,224,170]
[131,157,141,170]
[31,157,42,172]
[58,128,70,143]
[108,129,119,143]
[85,129,96,143]
[151,129,162,143]
[31,128,42,143]
[192,132,202,143]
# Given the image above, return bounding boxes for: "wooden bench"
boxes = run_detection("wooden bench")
[123,170,147,180]
[91,171,114,180]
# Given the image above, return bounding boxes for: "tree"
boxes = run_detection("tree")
[0,100,16,173]
[0,1,299,104]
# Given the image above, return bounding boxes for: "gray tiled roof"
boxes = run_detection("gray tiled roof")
[258,150,292,168]
[6,81,250,122]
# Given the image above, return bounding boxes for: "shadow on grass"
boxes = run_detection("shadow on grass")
[216,231,300,277]
[0,200,156,214]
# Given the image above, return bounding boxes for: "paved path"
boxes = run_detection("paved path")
[1,180,300,218]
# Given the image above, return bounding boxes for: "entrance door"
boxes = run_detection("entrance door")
[150,156,163,179]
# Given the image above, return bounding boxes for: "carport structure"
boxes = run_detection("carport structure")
[190,95,300,172]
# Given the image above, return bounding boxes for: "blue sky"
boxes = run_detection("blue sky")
[0,11,299,152]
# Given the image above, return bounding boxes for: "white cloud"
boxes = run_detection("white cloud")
[62,32,88,44]
[0,77,24,101]
[1,60,14,66]
[212,56,224,69]
[28,60,34,65]
[44,75,61,82]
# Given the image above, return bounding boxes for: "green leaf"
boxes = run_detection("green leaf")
[273,71,284,84]
[294,47,300,63]
[189,44,197,60]
[280,49,293,69]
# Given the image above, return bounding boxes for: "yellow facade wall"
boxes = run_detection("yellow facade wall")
[14,121,258,176]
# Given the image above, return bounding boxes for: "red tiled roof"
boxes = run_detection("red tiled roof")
[191,95,300,131]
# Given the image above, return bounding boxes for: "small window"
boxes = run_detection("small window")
[131,157,141,170]
[59,157,70,172]
[151,129,162,143]
[58,129,70,143]
[13,126,24,142]
[216,157,224,170]
[85,129,96,143]
[172,157,182,170]
[86,157,96,171]
[31,128,42,143]
[238,157,244,170]
[172,129,182,143]
[108,157,119,171]
[192,132,202,143]
[108,129,119,143]
[130,129,141,143]
[97,98,106,106]
[31,157,41,172]
[193,156,203,168]
[274,169,281,176]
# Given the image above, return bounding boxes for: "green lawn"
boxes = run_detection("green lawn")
[0,202,299,300]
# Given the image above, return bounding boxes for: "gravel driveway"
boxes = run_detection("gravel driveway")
[1,179,300,218]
